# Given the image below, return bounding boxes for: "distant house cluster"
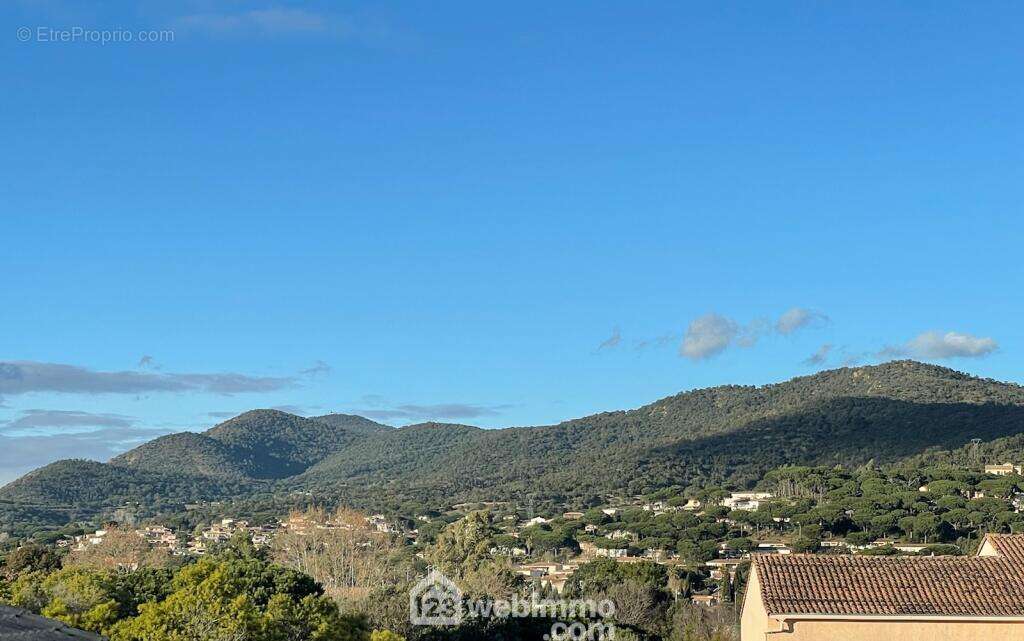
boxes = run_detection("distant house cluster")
[514,560,584,593]
[56,511,405,557]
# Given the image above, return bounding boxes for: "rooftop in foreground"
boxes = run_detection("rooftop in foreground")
[0,605,105,640]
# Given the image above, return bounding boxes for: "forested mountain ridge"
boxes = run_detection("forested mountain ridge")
[299,422,484,482]
[0,459,250,512]
[3,361,1024,534]
[292,360,1024,500]
[308,413,394,436]
[110,409,392,480]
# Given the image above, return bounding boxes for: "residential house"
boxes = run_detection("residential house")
[514,561,580,594]
[723,492,774,511]
[986,463,1023,476]
[594,547,629,559]
[753,542,792,555]
[682,498,702,511]
[706,558,745,581]
[490,544,528,557]
[741,533,1024,641]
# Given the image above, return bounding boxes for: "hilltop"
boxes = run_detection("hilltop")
[109,410,392,480]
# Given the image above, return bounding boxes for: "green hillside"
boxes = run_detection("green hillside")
[110,432,254,479]
[202,409,379,478]
[3,361,1024,534]
[0,459,248,513]
[293,361,1024,500]
[110,409,393,481]
[300,422,484,482]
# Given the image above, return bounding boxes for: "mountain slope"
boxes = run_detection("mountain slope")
[301,422,485,481]
[0,459,247,507]
[293,361,1024,500]
[203,409,373,478]
[5,361,1024,532]
[110,409,393,481]
[310,413,393,436]
[110,432,253,479]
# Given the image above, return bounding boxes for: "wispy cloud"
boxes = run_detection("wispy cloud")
[0,426,172,486]
[175,8,342,37]
[802,344,833,367]
[596,328,622,352]
[3,409,135,431]
[359,394,388,407]
[271,404,307,415]
[776,307,829,335]
[736,318,770,348]
[0,361,296,396]
[633,332,679,351]
[299,360,332,377]
[352,401,511,423]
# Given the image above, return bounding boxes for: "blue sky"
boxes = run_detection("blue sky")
[1,1,1022,483]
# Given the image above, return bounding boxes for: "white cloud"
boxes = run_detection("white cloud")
[680,314,738,360]
[776,307,829,335]
[906,331,998,359]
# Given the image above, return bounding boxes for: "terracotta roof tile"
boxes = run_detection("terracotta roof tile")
[755,551,1024,617]
[983,534,1024,565]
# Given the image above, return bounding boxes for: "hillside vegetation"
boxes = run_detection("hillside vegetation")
[3,361,1024,534]
[293,361,1024,501]
[110,410,392,480]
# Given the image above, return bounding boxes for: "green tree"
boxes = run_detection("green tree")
[109,556,367,641]
[427,511,497,576]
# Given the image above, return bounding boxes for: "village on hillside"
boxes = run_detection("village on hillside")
[50,459,1024,612]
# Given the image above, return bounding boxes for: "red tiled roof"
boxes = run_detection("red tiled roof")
[755,553,1024,617]
[982,534,1024,565]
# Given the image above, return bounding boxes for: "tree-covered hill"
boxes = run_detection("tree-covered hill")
[299,422,484,482]
[202,409,388,478]
[0,459,249,510]
[110,410,393,481]
[110,432,254,479]
[289,361,1024,502]
[4,361,1024,534]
